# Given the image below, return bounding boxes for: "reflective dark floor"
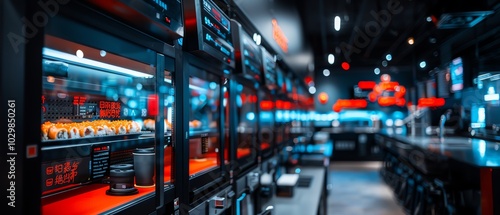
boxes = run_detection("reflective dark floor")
[328,162,405,215]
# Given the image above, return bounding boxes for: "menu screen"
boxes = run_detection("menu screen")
[450,57,464,92]
[262,48,277,88]
[203,30,232,58]
[91,144,111,179]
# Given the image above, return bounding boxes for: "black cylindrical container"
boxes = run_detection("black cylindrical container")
[106,169,138,196]
[133,147,155,187]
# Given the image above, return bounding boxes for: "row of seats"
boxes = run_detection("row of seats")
[380,148,480,215]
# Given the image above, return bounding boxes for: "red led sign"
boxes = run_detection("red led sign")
[42,95,46,113]
[99,101,121,118]
[272,19,288,53]
[418,97,445,107]
[73,96,87,105]
[44,161,80,188]
[332,99,367,112]
[358,81,376,90]
[147,94,158,116]
[260,101,274,110]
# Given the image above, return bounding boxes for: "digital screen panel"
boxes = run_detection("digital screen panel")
[450,57,463,92]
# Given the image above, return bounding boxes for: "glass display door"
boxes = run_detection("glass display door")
[40,14,173,214]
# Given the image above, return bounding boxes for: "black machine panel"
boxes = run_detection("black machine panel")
[183,0,235,67]
[231,20,263,82]
[261,47,278,90]
[83,0,184,41]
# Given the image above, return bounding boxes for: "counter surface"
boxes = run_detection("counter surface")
[262,167,325,215]
[379,130,500,168]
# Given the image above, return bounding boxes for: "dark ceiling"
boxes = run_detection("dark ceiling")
[287,0,500,78]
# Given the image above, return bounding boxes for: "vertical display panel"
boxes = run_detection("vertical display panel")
[261,47,278,90]
[188,69,222,177]
[234,82,258,166]
[259,89,275,158]
[183,0,235,67]
[231,20,263,82]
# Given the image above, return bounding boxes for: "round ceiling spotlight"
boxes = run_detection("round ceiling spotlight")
[426,16,433,22]
[419,61,427,69]
[323,69,331,77]
[334,16,341,31]
[386,54,392,61]
[408,37,415,45]
[253,33,262,45]
[328,54,335,64]
[76,50,84,58]
[309,86,316,94]
[374,68,381,75]
[382,60,388,67]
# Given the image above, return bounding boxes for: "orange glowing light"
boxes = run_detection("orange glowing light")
[378,97,397,106]
[272,19,288,53]
[379,82,399,91]
[318,92,329,104]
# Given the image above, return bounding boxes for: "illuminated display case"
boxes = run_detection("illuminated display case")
[259,89,275,159]
[188,70,222,177]
[181,0,235,211]
[182,56,231,209]
[259,47,277,159]
[38,6,175,214]
[229,79,259,172]
[229,19,262,174]
[261,47,278,91]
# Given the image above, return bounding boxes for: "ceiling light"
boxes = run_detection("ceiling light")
[328,54,335,64]
[386,54,392,61]
[323,69,330,77]
[374,68,380,75]
[334,16,341,31]
[426,16,433,22]
[308,86,316,94]
[76,50,84,58]
[408,37,415,45]
[44,48,153,78]
[382,60,388,67]
[253,33,261,45]
[100,50,106,57]
[419,61,426,68]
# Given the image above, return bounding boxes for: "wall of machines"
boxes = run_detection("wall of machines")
[3,0,314,214]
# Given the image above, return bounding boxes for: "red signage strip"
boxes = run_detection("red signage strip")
[358,81,376,90]
[332,99,367,112]
[418,97,445,107]
[272,19,288,53]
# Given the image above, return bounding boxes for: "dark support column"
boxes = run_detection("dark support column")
[480,168,493,215]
